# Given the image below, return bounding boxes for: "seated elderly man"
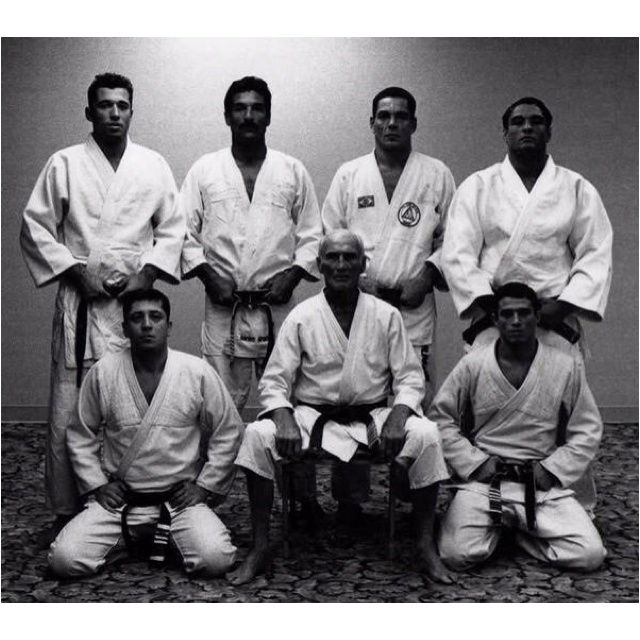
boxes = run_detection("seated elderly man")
[429,282,606,572]
[227,229,452,585]
[48,289,243,578]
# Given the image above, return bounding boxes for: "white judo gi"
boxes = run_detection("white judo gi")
[441,155,613,340]
[20,135,184,515]
[180,147,322,408]
[48,349,243,577]
[235,292,449,490]
[321,151,456,352]
[428,340,606,572]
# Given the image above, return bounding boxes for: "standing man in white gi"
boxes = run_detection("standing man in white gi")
[321,87,455,518]
[180,76,323,520]
[441,97,613,513]
[441,96,612,355]
[322,86,456,408]
[429,283,606,572]
[20,73,184,541]
[227,230,453,586]
[48,289,242,578]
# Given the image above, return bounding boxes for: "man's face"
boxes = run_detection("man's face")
[122,300,171,352]
[503,103,551,156]
[493,296,538,345]
[317,238,365,294]
[85,87,133,144]
[225,90,270,141]
[370,97,416,152]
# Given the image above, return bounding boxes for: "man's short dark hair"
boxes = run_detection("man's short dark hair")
[502,97,553,130]
[224,76,272,117]
[493,282,541,312]
[121,289,171,322]
[87,73,134,109]
[372,87,417,119]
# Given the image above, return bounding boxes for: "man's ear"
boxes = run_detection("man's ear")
[491,311,498,327]
[167,321,173,337]
[316,255,323,274]
[85,106,92,123]
[122,321,130,339]
[224,112,231,127]
[369,116,375,131]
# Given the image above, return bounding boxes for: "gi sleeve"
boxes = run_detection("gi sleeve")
[256,314,302,415]
[68,363,111,495]
[321,165,350,234]
[441,175,494,319]
[179,161,209,279]
[142,156,184,284]
[558,179,613,321]
[387,309,424,414]
[427,358,491,480]
[539,360,603,487]
[196,366,243,496]
[20,155,81,287]
[426,164,456,278]
[290,162,322,281]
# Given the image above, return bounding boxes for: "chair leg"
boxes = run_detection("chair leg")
[281,463,291,559]
[387,461,397,560]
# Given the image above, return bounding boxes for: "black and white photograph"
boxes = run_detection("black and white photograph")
[1,18,637,620]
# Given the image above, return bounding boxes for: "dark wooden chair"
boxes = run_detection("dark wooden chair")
[279,449,402,560]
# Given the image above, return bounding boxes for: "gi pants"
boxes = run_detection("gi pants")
[438,481,606,572]
[48,497,236,577]
[235,412,449,493]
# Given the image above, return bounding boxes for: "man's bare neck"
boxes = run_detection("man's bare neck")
[374,145,412,169]
[496,338,538,365]
[508,152,548,187]
[232,141,267,166]
[93,134,127,168]
[131,347,169,374]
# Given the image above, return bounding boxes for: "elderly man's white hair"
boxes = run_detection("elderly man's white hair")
[318,229,365,259]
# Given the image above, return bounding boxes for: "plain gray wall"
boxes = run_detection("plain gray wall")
[2,37,638,419]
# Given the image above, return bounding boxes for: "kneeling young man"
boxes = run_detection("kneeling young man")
[48,289,243,578]
[429,283,606,572]
[227,230,452,585]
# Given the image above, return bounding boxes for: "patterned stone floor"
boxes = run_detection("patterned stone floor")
[1,422,638,602]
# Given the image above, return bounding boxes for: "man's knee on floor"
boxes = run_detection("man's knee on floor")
[554,536,607,572]
[438,527,493,570]
[48,537,98,578]
[184,541,237,577]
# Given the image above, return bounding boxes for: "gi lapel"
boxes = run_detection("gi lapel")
[478,341,542,440]
[367,151,417,282]
[336,293,366,405]
[115,349,176,480]
[492,156,556,287]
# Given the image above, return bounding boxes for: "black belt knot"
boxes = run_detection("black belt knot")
[120,488,175,566]
[229,289,275,365]
[299,400,388,455]
[488,461,537,532]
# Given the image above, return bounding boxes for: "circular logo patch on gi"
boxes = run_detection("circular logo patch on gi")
[397,202,421,227]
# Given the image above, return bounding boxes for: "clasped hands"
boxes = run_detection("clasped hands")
[93,479,221,513]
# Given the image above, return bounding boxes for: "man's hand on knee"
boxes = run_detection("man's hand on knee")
[93,480,127,512]
[470,456,500,483]
[170,481,210,511]
[380,405,411,459]
[272,408,302,458]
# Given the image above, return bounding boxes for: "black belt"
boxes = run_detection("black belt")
[377,287,403,309]
[229,289,275,365]
[487,461,537,531]
[74,298,88,388]
[462,313,580,345]
[299,400,388,454]
[120,487,175,566]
